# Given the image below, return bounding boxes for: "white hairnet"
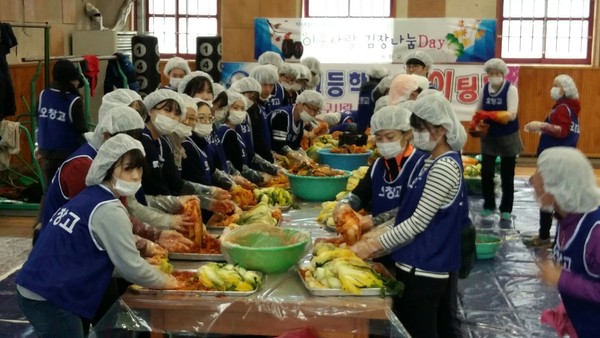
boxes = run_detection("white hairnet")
[301,57,322,74]
[315,112,341,126]
[250,65,279,85]
[212,82,225,97]
[484,58,508,75]
[224,90,247,111]
[367,65,389,80]
[179,94,200,121]
[388,74,419,105]
[143,89,186,116]
[404,50,434,69]
[90,106,145,149]
[396,99,415,111]
[554,74,579,99]
[278,63,299,79]
[257,51,284,68]
[177,70,214,93]
[230,77,261,94]
[163,56,191,77]
[412,90,467,151]
[85,134,145,186]
[538,147,600,213]
[294,64,312,81]
[296,90,324,110]
[376,75,394,94]
[411,74,430,91]
[98,89,143,121]
[371,106,412,134]
[374,95,388,113]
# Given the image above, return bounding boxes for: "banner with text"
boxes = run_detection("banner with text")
[221,62,520,122]
[254,17,496,64]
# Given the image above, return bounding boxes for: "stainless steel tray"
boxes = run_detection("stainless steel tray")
[129,268,262,297]
[297,261,394,297]
[168,252,225,261]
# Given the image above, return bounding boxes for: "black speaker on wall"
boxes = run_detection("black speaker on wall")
[131,35,161,97]
[195,36,222,83]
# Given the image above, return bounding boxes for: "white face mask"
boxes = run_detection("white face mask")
[228,110,247,125]
[488,76,504,86]
[153,114,179,135]
[412,130,437,151]
[113,176,141,196]
[290,83,302,92]
[173,123,192,137]
[299,110,314,123]
[260,94,272,102]
[214,109,226,123]
[169,77,182,89]
[194,123,213,136]
[550,87,562,101]
[376,142,403,159]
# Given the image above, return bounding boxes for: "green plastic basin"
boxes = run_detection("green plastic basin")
[475,234,502,260]
[317,148,372,171]
[221,228,311,274]
[285,171,350,201]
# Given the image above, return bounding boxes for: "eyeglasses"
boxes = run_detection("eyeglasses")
[405,64,423,70]
[198,116,215,124]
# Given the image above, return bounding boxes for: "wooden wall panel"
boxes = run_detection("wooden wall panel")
[462,67,600,158]
[24,0,63,24]
[0,0,23,21]
[407,0,445,17]
[223,0,260,28]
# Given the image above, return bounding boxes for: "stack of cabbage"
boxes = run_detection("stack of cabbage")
[197,262,261,291]
[253,187,293,207]
[302,243,400,295]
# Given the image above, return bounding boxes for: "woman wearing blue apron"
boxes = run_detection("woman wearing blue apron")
[523,74,581,248]
[350,91,469,338]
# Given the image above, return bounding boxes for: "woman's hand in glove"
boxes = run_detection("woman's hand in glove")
[524,121,545,133]
[157,230,194,252]
[232,175,255,190]
[170,214,194,231]
[333,203,353,223]
[261,173,273,186]
[179,195,199,207]
[212,187,231,200]
[359,215,374,232]
[209,199,236,214]
[349,238,385,260]
[163,275,184,289]
[144,240,168,258]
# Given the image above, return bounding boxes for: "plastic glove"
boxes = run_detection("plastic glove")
[359,215,374,232]
[144,240,168,258]
[212,169,235,190]
[537,259,562,288]
[162,275,185,289]
[524,121,545,133]
[333,203,353,223]
[157,230,194,252]
[232,175,255,190]
[169,214,194,231]
[361,224,391,240]
[209,199,236,214]
[261,173,273,186]
[212,187,231,200]
[349,237,385,260]
[178,195,199,207]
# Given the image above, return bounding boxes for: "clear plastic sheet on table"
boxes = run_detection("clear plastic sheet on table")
[91,201,410,337]
[90,264,410,337]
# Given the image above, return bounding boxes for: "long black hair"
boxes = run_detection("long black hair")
[183,77,213,98]
[52,59,82,97]
[102,148,147,182]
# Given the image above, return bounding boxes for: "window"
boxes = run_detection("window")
[304,0,393,18]
[499,0,593,64]
[146,0,219,56]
